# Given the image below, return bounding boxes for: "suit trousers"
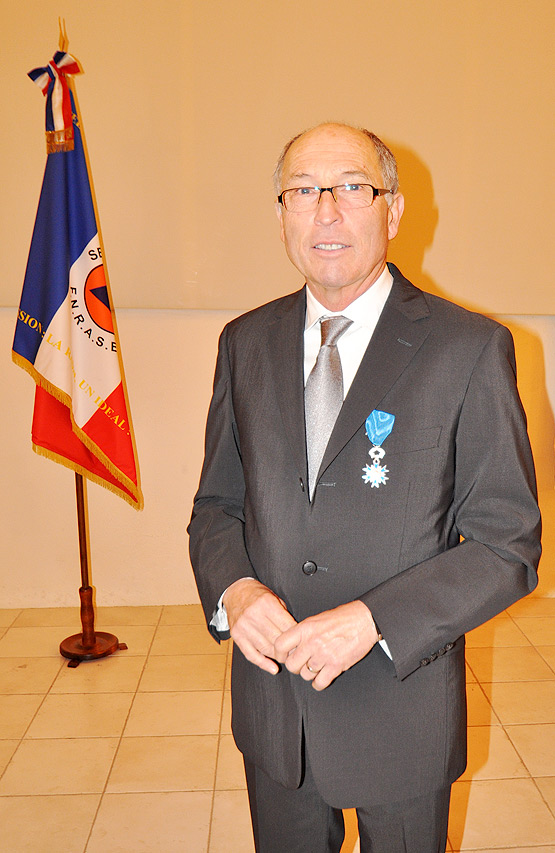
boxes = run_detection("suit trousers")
[244,755,451,853]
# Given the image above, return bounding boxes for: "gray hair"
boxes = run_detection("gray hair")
[273,123,399,198]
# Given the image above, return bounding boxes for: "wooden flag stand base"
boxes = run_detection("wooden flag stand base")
[59,585,127,667]
[60,473,127,668]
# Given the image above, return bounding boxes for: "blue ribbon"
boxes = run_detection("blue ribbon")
[365,410,395,446]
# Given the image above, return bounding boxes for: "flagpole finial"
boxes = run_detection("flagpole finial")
[58,17,68,51]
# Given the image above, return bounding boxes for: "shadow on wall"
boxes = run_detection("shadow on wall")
[505,320,555,493]
[383,140,555,487]
[505,321,555,594]
[385,142,440,299]
[381,141,555,593]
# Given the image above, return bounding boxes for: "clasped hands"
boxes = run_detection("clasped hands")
[223,578,381,691]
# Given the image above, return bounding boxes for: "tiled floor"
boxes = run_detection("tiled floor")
[0,600,554,852]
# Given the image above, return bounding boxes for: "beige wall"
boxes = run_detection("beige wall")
[1,1,554,606]
[2,0,554,314]
[1,308,554,608]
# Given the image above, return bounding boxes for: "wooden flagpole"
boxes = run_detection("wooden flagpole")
[53,20,127,666]
[59,474,127,667]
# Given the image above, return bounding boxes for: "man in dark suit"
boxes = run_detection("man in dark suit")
[188,123,541,852]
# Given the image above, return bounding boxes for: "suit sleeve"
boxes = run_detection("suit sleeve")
[188,325,257,639]
[360,324,541,680]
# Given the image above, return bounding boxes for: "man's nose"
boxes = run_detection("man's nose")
[314,188,342,224]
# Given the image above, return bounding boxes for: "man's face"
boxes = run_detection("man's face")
[276,124,404,309]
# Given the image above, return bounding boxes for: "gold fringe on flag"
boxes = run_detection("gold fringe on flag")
[46,127,74,153]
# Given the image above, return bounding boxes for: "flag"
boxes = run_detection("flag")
[13,50,143,509]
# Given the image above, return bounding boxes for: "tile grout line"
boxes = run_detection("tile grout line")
[505,608,548,646]
[0,610,23,630]
[0,652,67,784]
[536,646,555,677]
[503,722,555,822]
[81,607,164,853]
[1,604,553,850]
[456,617,552,850]
[0,655,63,779]
[506,611,555,825]
[472,610,555,847]
[206,638,232,853]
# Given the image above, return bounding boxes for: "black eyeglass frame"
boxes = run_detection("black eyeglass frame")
[277,183,392,210]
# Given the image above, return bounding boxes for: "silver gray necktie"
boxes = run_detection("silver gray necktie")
[305,316,353,499]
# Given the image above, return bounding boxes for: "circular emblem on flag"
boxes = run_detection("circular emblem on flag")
[84,265,114,333]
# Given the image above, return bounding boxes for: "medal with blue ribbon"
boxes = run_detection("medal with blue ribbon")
[362,410,395,488]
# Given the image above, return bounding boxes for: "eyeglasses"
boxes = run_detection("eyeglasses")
[277,183,392,213]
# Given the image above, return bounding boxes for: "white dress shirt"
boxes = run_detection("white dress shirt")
[212,266,393,658]
[303,265,393,391]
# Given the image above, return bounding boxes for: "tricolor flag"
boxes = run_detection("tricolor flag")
[13,50,143,509]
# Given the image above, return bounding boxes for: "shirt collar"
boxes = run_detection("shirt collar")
[304,266,394,331]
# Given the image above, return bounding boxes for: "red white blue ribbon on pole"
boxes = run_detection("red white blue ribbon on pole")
[28,51,81,152]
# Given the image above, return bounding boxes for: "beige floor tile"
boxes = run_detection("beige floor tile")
[0,737,118,794]
[12,607,80,628]
[483,681,555,725]
[150,624,228,656]
[0,794,100,853]
[460,725,528,781]
[209,788,255,853]
[25,692,134,738]
[51,654,145,693]
[123,690,222,736]
[98,625,156,656]
[505,724,555,777]
[221,691,232,734]
[0,656,63,693]
[0,609,21,627]
[0,739,19,773]
[215,733,247,789]
[0,693,44,738]
[159,604,205,625]
[0,626,80,657]
[465,645,555,682]
[466,683,500,726]
[465,617,530,648]
[107,734,218,792]
[138,653,226,692]
[536,776,555,814]
[538,645,555,673]
[96,605,162,626]
[449,778,555,849]
[86,791,211,853]
[508,596,555,617]
[514,616,555,645]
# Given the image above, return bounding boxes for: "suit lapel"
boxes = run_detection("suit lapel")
[263,270,432,491]
[319,268,431,479]
[266,289,308,483]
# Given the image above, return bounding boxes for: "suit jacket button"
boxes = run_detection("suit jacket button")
[302,561,317,576]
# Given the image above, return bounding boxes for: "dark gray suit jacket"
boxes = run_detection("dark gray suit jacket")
[188,264,541,808]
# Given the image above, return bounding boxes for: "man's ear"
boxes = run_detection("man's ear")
[275,201,286,243]
[387,193,404,241]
